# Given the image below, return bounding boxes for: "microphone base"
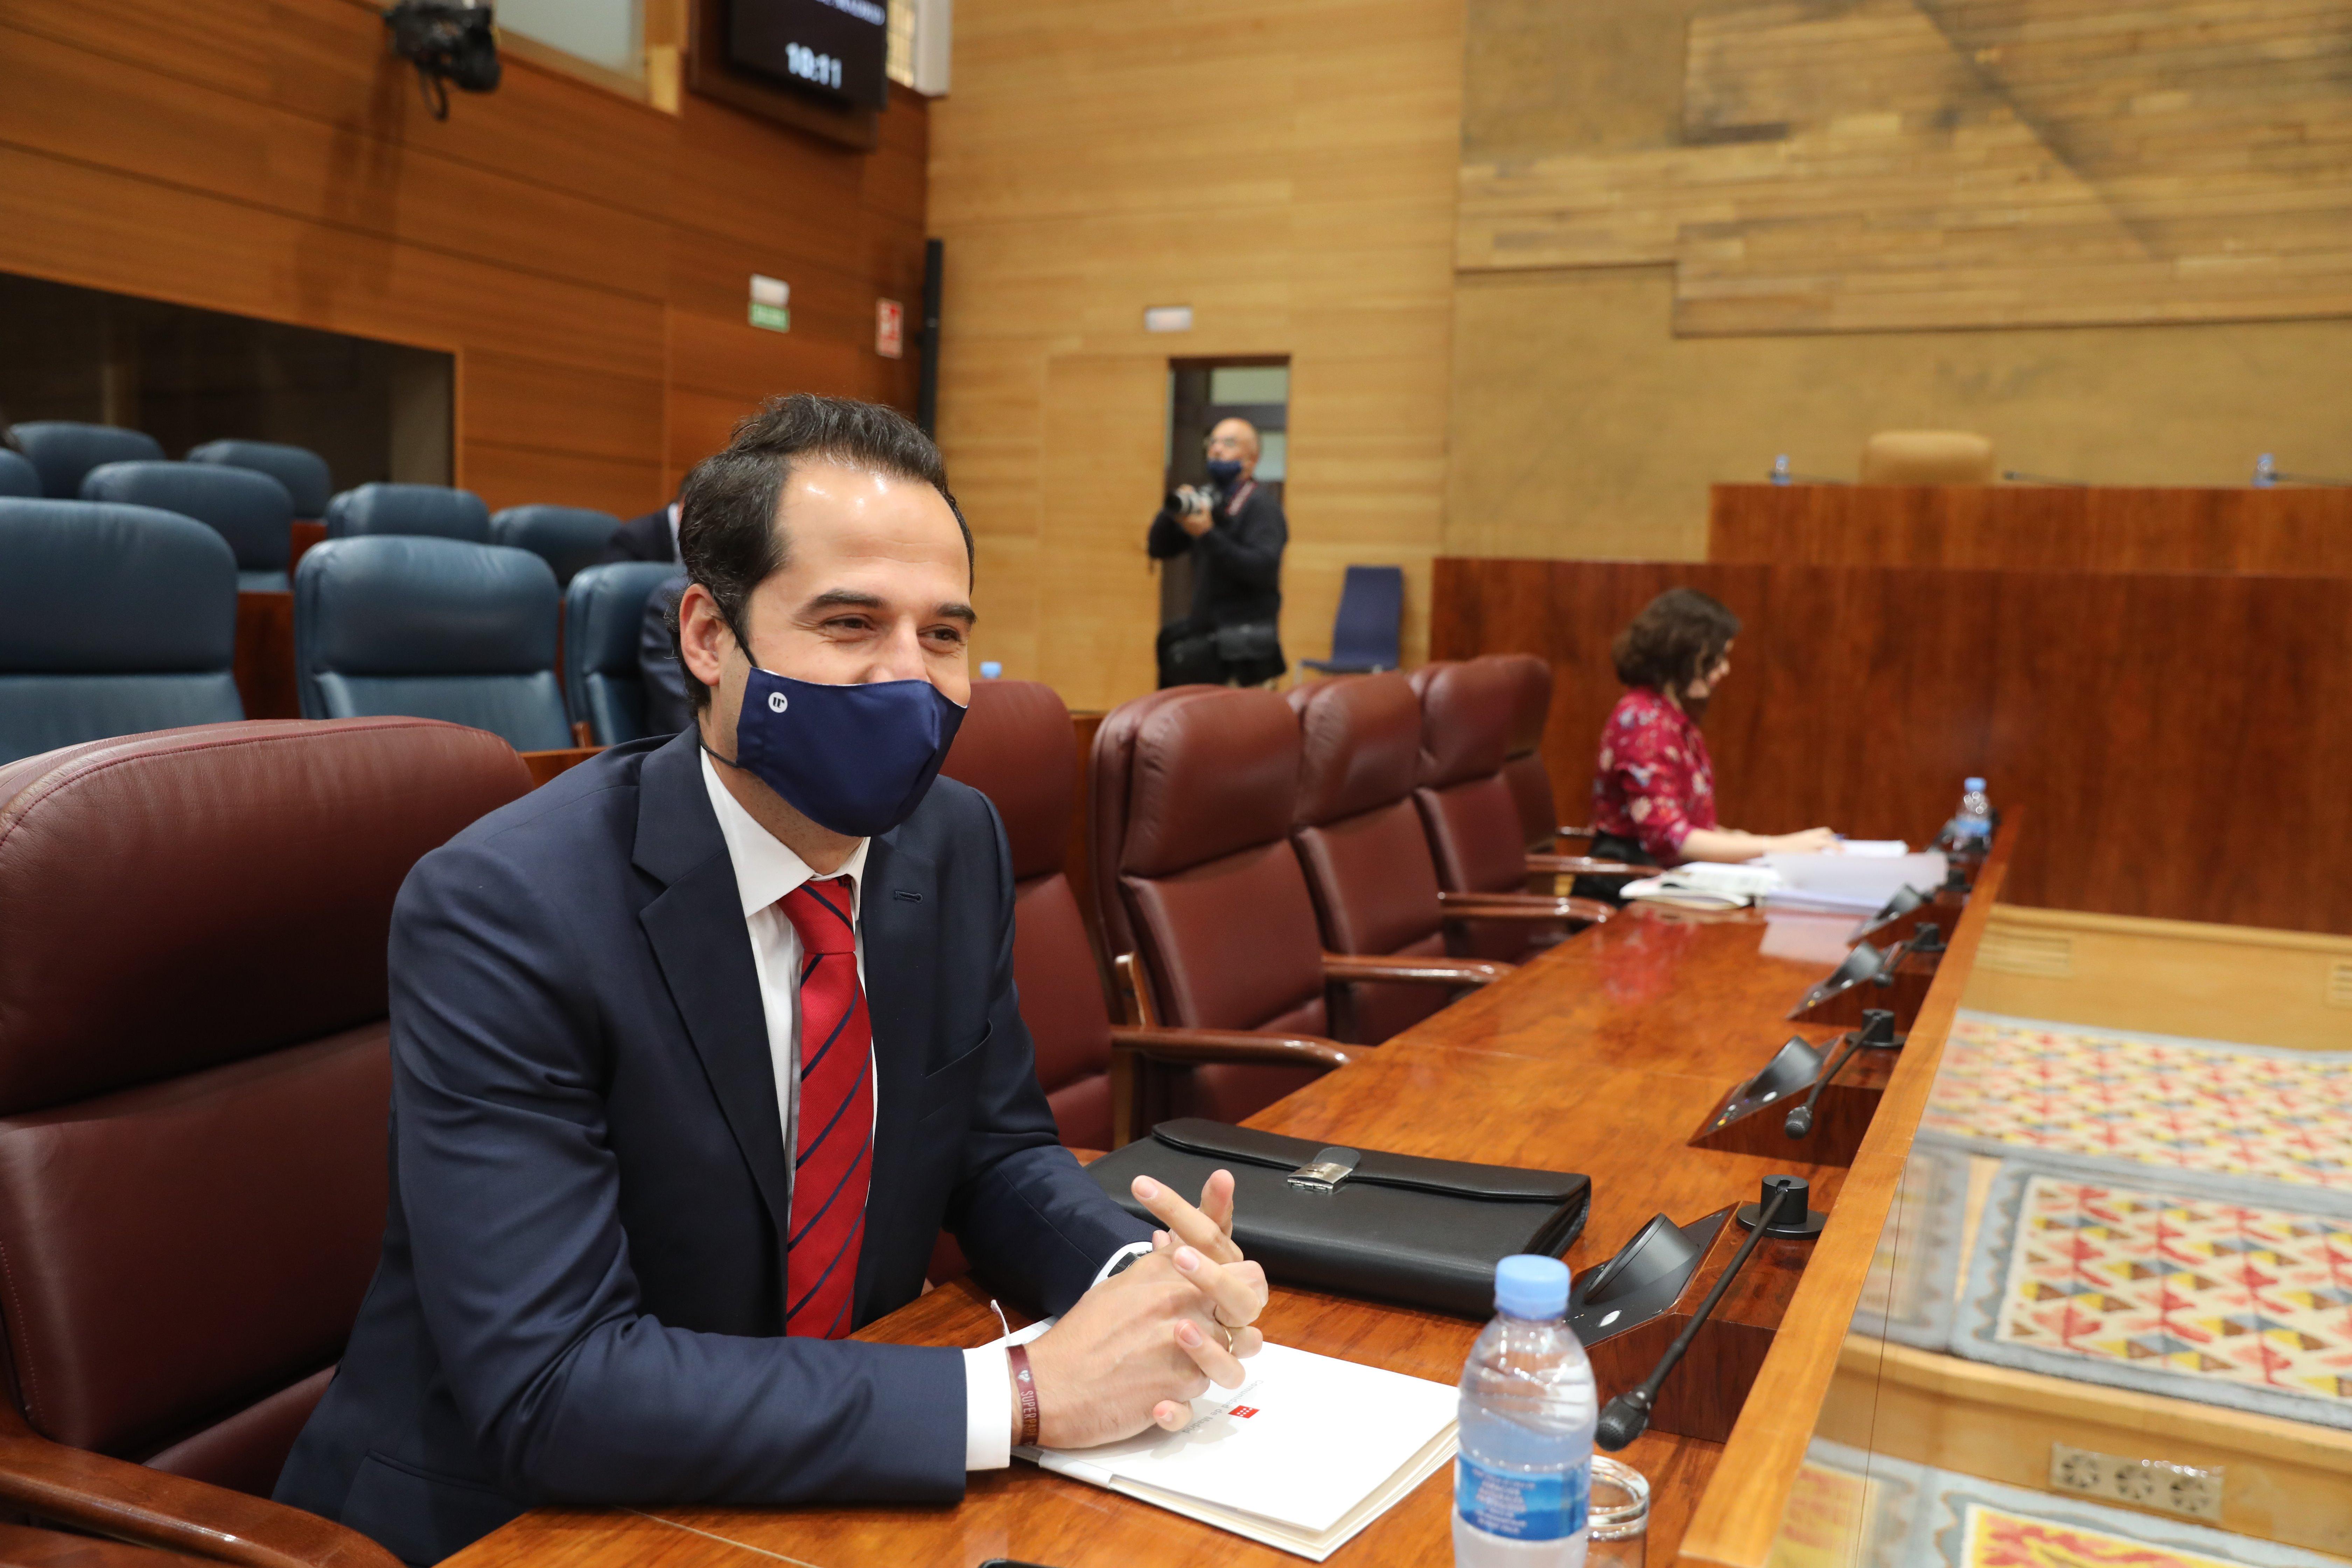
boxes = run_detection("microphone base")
[1583,1202,1814,1445]
[1735,1199,1828,1238]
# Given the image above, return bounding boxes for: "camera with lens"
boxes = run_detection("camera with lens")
[1164,483,1220,517]
[385,1,502,119]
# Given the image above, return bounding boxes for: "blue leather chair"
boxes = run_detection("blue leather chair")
[562,562,677,745]
[491,504,622,588]
[81,461,296,592]
[11,423,164,499]
[322,483,490,543]
[1300,564,1406,675]
[0,450,38,498]
[295,537,570,753]
[0,500,243,765]
[186,439,335,518]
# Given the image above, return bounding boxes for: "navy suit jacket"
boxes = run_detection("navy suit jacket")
[276,730,1152,1564]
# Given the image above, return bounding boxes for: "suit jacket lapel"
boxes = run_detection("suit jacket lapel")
[631,735,794,1278]
[854,830,937,1317]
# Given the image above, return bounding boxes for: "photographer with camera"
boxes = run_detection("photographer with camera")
[1147,417,1288,688]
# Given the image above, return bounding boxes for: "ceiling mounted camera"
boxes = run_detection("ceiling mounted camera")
[384,1,502,121]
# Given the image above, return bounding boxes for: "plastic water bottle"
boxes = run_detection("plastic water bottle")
[1947,777,1993,850]
[978,660,1003,679]
[1454,1255,1596,1568]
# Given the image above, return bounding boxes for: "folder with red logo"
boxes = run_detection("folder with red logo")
[1013,1341,1459,1560]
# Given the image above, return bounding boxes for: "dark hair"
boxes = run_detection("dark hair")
[673,394,971,710]
[1611,588,1741,697]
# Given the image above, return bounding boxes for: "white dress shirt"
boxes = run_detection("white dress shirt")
[698,755,1145,1470]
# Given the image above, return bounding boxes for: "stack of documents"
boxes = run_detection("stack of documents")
[1013,1340,1460,1560]
[1756,848,1946,915]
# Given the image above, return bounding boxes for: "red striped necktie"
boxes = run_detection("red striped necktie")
[778,875,874,1339]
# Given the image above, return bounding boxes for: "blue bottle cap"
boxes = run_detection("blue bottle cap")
[1964,776,1986,791]
[1494,1254,1570,1318]
[979,661,1003,679]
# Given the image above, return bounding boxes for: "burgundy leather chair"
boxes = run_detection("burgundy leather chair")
[1409,659,1614,960]
[943,680,1351,1151]
[0,719,529,1566]
[1092,686,1503,1127]
[1498,653,1566,852]
[1290,673,1598,1042]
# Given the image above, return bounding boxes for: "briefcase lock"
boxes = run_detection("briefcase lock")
[1287,1146,1361,1193]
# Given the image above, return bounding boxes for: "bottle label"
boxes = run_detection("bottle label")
[1456,1455,1589,1541]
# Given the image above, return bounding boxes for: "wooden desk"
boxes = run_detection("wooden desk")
[447,828,2013,1568]
[1709,483,2352,576]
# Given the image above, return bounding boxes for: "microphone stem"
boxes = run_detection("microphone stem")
[1793,1035,1864,1125]
[1629,1183,1793,1407]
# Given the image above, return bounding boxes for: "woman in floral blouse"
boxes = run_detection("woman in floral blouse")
[1579,589,1835,898]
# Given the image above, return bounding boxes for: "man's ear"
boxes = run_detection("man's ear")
[677,583,733,693]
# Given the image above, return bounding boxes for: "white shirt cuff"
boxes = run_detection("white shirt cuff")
[962,1243,1152,1471]
[962,1345,1012,1470]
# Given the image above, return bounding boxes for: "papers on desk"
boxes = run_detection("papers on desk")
[1014,1342,1460,1561]
[1756,849,1947,915]
[1619,861,1783,909]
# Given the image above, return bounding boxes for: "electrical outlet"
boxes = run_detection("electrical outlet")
[2050,1442,2222,1520]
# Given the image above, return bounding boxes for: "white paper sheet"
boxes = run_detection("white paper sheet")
[1014,1342,1459,1560]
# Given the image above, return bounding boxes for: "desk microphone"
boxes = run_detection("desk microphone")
[1870,923,1944,987]
[1784,1008,1898,1138]
[1594,1176,1813,1451]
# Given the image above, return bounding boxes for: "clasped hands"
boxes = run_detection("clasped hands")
[1014,1169,1267,1448]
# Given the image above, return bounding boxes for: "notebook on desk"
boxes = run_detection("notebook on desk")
[1010,1338,1459,1561]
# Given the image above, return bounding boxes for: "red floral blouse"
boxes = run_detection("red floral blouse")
[1590,688,1718,866]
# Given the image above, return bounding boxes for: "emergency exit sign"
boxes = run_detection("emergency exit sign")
[749,274,791,333]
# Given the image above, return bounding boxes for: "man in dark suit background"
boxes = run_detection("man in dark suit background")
[277,396,1269,1563]
[601,489,679,563]
[1148,416,1288,687]
[637,572,692,736]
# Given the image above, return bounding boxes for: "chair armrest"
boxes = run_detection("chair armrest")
[1108,1027,1352,1072]
[1439,890,1615,924]
[1320,951,1511,987]
[0,1404,401,1568]
[1526,853,1648,876]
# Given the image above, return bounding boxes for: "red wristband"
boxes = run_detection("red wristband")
[1006,1342,1041,1448]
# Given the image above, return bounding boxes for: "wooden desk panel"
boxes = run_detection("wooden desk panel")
[1709,484,2352,576]
[447,827,2011,1568]
[1432,557,2352,934]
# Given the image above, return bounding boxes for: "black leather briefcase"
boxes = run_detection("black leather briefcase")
[1085,1120,1591,1318]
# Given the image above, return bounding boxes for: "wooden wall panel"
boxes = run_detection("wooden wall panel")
[3,0,926,516]
[925,0,1465,709]
[1708,484,2352,576]
[1431,557,2352,934]
[1457,0,2352,336]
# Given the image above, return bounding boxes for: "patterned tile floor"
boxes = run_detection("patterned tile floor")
[1780,1443,2352,1568]
[1925,1014,2352,1192]
[1969,1168,2352,1418]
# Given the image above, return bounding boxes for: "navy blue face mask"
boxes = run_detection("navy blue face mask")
[718,668,967,838]
[1204,457,1244,486]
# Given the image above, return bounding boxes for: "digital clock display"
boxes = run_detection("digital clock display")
[727,0,890,111]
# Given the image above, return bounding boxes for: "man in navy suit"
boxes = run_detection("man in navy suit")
[277,396,1268,1563]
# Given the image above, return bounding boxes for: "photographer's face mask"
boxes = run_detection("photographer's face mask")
[1204,457,1244,486]
[716,665,967,840]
